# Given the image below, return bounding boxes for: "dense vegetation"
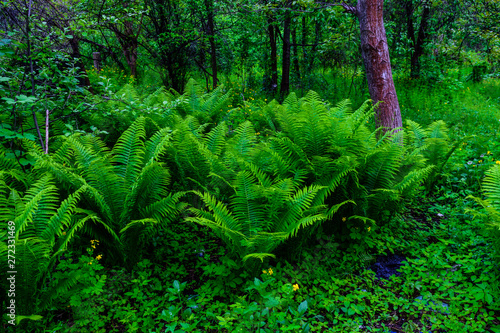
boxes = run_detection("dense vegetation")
[1,0,500,332]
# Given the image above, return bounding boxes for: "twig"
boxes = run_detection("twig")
[45,109,49,154]
[26,0,45,151]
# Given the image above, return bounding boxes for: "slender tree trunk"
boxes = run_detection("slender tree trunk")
[111,10,143,78]
[344,0,402,131]
[410,6,430,78]
[309,18,321,71]
[204,0,217,88]
[302,16,307,64]
[68,35,91,88]
[280,12,291,96]
[268,17,278,91]
[292,25,300,77]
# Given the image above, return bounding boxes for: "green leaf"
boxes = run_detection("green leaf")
[16,315,43,324]
[298,300,308,315]
[0,128,16,138]
[19,158,30,166]
[265,297,280,308]
[1,97,15,104]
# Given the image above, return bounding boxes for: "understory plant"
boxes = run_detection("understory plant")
[0,174,105,326]
[469,164,500,265]
[185,91,437,267]
[29,116,186,265]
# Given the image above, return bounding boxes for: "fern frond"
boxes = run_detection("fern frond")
[427,120,449,140]
[143,127,173,166]
[40,186,86,244]
[112,116,146,187]
[204,122,227,155]
[406,119,427,147]
[228,121,257,157]
[15,180,57,239]
[242,253,276,262]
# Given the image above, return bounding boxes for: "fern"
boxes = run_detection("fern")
[187,166,328,266]
[0,174,108,320]
[31,117,186,266]
[468,165,500,264]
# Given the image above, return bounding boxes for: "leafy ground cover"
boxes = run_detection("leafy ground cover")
[38,192,500,333]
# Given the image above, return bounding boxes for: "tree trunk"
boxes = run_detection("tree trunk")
[292,25,300,77]
[111,10,143,78]
[345,0,402,131]
[410,6,430,78]
[204,0,217,89]
[68,34,91,88]
[309,19,321,71]
[280,12,291,96]
[302,16,307,65]
[268,17,278,92]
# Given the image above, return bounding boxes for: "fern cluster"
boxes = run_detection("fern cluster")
[27,117,186,265]
[176,90,437,263]
[0,174,91,320]
[84,78,232,143]
[469,165,500,264]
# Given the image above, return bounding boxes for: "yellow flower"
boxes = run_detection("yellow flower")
[268,268,273,275]
[488,151,491,155]
[293,284,299,291]
[367,227,371,232]
[263,270,267,274]
[496,161,500,165]
[479,160,482,163]
[342,217,346,222]
[96,254,103,260]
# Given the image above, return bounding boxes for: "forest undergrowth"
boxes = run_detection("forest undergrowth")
[2,71,500,333]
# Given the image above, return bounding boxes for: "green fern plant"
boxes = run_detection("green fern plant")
[186,167,331,266]
[269,93,433,227]
[178,78,232,124]
[30,117,186,265]
[468,165,500,264]
[0,175,108,324]
[405,119,462,188]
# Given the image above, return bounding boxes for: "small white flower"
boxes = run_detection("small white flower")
[467,161,473,165]
[437,213,444,217]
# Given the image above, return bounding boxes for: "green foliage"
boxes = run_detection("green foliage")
[180,89,436,267]
[83,78,232,143]
[30,117,186,266]
[186,173,328,266]
[0,175,102,326]
[405,119,460,188]
[468,165,500,265]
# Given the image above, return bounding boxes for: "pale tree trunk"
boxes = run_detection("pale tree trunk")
[344,0,402,132]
